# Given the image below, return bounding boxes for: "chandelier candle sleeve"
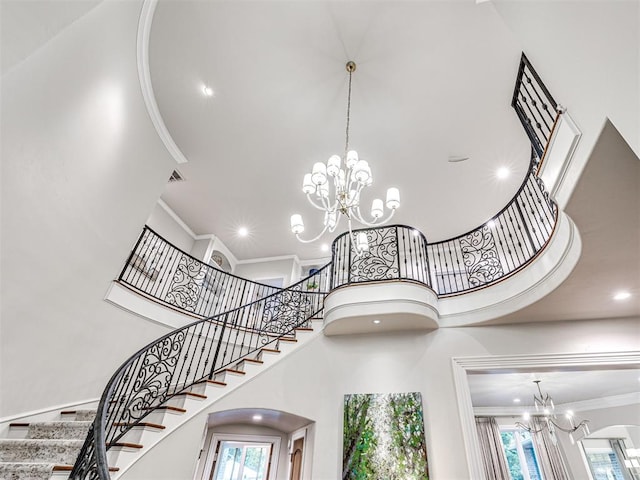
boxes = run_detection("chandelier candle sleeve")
[291,214,304,234]
[386,188,400,209]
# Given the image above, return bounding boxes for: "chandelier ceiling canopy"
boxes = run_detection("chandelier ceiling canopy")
[290,61,400,254]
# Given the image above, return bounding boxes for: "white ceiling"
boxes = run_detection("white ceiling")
[469,369,640,408]
[208,408,312,433]
[149,0,530,261]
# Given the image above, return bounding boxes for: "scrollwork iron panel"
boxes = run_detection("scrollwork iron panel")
[165,255,206,312]
[349,227,399,283]
[460,226,504,287]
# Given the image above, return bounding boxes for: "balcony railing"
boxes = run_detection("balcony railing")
[330,152,556,295]
[512,53,560,162]
[119,226,282,318]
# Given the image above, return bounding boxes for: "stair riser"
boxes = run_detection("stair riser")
[118,426,163,446]
[142,409,185,432]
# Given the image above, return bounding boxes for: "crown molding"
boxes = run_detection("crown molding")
[137,0,188,165]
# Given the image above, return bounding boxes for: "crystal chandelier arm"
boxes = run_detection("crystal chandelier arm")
[515,421,545,434]
[548,418,589,434]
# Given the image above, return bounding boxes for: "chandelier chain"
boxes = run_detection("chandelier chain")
[344,66,353,159]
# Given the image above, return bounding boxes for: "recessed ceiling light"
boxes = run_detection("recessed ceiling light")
[513,398,521,403]
[202,85,214,97]
[496,167,510,179]
[238,227,249,237]
[252,414,262,421]
[613,291,631,301]
[321,243,329,252]
[373,319,381,324]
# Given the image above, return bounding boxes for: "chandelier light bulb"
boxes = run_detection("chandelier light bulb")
[291,214,304,234]
[302,174,315,194]
[386,187,400,209]
[311,162,327,185]
[371,199,384,219]
[319,182,329,198]
[352,160,371,184]
[327,155,341,177]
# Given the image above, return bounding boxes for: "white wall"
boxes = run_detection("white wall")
[0,1,175,417]
[234,257,301,287]
[113,317,639,480]
[146,202,195,253]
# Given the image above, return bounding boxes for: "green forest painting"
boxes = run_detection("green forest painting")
[342,392,429,480]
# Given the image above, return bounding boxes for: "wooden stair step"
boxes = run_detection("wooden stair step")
[107,441,143,449]
[175,391,207,400]
[260,348,281,354]
[279,337,298,343]
[222,368,245,375]
[144,405,186,413]
[52,465,119,473]
[294,327,314,332]
[196,379,227,387]
[113,422,165,430]
[8,423,29,428]
[241,358,264,365]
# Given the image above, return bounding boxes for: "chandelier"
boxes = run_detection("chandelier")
[290,61,400,253]
[516,380,590,445]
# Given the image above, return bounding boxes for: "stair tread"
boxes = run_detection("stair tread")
[107,441,143,449]
[240,358,264,364]
[113,421,165,430]
[260,348,281,353]
[279,337,298,342]
[51,464,119,472]
[175,391,207,399]
[222,368,245,375]
[196,379,227,387]
[147,405,187,413]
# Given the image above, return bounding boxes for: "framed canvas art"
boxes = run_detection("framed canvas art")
[343,392,429,479]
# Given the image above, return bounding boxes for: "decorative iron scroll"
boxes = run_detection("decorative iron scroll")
[261,289,315,337]
[112,332,186,433]
[350,227,399,282]
[165,255,205,311]
[460,226,504,287]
